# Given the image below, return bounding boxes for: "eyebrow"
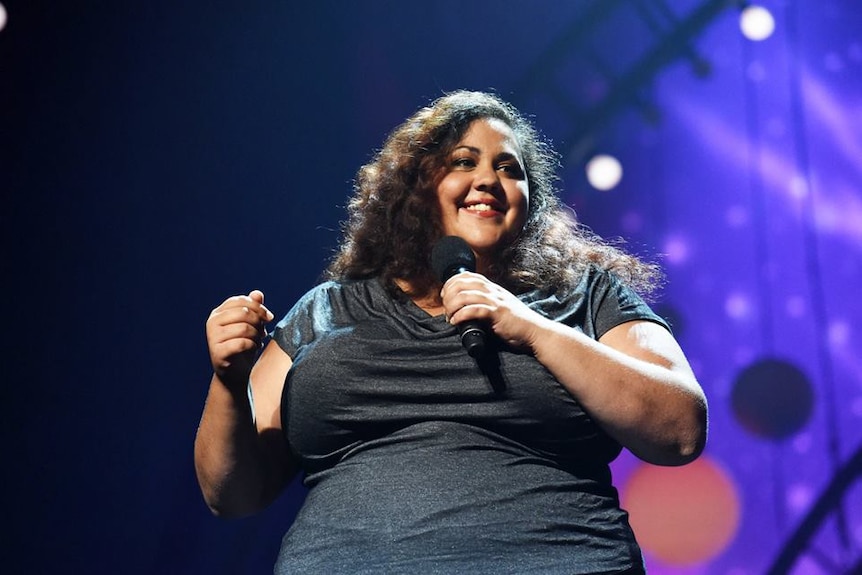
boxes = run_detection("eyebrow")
[452,146,522,162]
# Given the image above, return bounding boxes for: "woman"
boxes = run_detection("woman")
[195,91,707,574]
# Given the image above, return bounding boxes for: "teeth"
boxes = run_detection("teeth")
[466,203,494,211]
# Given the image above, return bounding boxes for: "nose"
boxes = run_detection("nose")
[473,162,501,191]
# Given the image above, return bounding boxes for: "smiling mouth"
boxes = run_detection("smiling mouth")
[463,202,504,214]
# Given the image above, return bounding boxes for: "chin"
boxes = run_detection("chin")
[466,229,513,248]
[460,238,499,255]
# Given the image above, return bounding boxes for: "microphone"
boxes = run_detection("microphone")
[431,236,487,358]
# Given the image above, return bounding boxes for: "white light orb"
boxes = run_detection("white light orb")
[585,154,623,191]
[740,5,775,41]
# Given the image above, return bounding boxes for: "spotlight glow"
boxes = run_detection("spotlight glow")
[0,3,7,33]
[622,457,741,566]
[725,293,752,320]
[586,154,623,191]
[740,5,775,41]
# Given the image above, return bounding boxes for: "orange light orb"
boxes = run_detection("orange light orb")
[621,455,741,566]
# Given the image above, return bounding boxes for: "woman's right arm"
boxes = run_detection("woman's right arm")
[194,290,298,518]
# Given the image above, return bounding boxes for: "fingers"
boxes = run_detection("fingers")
[439,274,542,351]
[440,273,498,325]
[440,272,489,302]
[207,291,275,345]
[210,304,272,330]
[206,290,277,379]
[210,337,260,370]
[212,292,274,324]
[211,320,265,345]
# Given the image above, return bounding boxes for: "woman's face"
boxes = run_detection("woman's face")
[435,118,529,269]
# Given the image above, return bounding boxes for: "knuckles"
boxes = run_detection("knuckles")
[207,293,272,374]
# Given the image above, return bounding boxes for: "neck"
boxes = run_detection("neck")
[395,278,444,314]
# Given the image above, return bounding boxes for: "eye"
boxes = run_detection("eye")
[451,157,476,169]
[498,162,525,178]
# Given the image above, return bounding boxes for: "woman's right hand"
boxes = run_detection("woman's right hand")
[206,289,275,389]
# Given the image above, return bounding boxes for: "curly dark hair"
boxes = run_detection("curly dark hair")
[326,90,662,299]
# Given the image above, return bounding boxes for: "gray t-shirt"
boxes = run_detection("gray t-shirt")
[272,267,666,574]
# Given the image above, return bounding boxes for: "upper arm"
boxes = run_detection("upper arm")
[249,340,298,495]
[599,320,707,421]
[599,320,708,463]
[599,320,697,383]
[249,339,293,433]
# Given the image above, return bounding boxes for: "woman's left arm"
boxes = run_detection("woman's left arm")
[531,318,707,466]
[442,273,708,466]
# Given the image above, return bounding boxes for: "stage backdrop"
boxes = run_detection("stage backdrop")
[3,1,860,573]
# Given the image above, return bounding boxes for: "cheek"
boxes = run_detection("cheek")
[432,179,457,231]
[435,174,460,202]
[512,184,530,223]
[435,177,467,222]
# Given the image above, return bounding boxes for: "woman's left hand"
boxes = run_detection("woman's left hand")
[442,273,707,466]
[440,271,548,351]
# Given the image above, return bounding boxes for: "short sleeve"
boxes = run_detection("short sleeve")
[590,268,670,340]
[272,282,337,359]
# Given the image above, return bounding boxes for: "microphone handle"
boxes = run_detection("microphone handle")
[449,266,486,357]
[459,322,486,358]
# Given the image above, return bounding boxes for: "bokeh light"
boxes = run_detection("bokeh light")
[731,358,815,440]
[622,456,741,566]
[0,3,7,33]
[662,235,691,265]
[740,5,776,41]
[725,292,753,320]
[585,154,623,191]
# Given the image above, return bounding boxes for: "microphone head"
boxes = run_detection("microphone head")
[431,236,476,282]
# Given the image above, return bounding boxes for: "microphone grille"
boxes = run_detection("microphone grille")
[431,236,476,281]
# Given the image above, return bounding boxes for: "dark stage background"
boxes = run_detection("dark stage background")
[3,1,861,573]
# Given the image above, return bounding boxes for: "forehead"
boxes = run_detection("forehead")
[458,118,522,155]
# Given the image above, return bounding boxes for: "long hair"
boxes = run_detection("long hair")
[326,90,662,299]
